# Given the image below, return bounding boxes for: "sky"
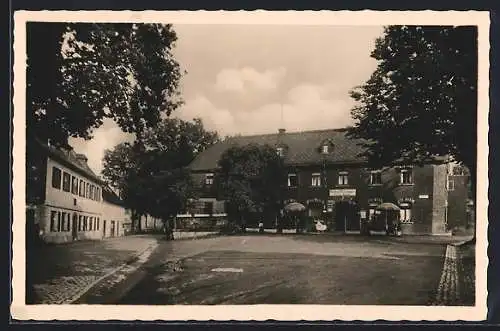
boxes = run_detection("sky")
[69,24,384,175]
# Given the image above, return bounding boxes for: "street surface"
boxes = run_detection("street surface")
[27,233,475,306]
[111,235,446,305]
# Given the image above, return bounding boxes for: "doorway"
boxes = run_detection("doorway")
[72,213,78,241]
[334,200,360,232]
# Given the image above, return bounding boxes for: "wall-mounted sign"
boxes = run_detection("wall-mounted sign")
[360,210,367,218]
[418,194,429,199]
[329,188,356,197]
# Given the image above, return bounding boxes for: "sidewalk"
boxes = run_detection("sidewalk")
[432,242,475,306]
[26,235,160,304]
[389,234,474,245]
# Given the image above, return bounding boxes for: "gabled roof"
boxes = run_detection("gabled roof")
[102,185,124,206]
[35,138,105,184]
[189,128,369,171]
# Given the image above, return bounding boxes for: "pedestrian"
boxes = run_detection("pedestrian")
[258,220,264,233]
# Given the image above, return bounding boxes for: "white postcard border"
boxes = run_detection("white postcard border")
[11,10,490,321]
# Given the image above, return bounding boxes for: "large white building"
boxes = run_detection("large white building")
[26,141,132,244]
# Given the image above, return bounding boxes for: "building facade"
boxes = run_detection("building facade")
[26,141,132,244]
[184,128,473,235]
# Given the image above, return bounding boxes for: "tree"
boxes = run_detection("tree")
[217,144,286,231]
[26,23,183,205]
[347,25,477,241]
[26,22,182,146]
[102,118,219,232]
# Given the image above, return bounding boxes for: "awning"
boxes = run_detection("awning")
[284,202,307,213]
[376,202,401,211]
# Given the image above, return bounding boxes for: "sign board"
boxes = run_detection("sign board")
[329,188,356,197]
[418,194,429,199]
[360,210,367,219]
[327,208,333,212]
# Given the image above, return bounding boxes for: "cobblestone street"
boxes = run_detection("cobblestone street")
[26,235,160,304]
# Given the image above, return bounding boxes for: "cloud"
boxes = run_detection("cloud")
[214,67,286,93]
[69,118,134,175]
[175,95,236,136]
[176,82,354,137]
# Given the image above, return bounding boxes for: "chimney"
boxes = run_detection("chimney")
[75,153,88,164]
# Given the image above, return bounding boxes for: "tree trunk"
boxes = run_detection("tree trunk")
[132,210,142,233]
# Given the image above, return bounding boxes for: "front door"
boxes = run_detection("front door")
[334,201,360,232]
[72,213,78,240]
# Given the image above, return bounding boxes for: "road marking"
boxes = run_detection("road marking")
[211,268,243,273]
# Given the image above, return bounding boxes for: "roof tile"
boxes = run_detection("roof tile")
[189,128,368,171]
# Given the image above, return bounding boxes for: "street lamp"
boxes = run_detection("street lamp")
[322,155,328,228]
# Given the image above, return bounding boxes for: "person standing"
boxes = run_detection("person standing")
[258,220,264,233]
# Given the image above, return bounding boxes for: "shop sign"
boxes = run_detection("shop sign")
[418,194,429,199]
[329,188,356,197]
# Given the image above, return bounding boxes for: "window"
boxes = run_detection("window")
[78,215,83,231]
[90,185,95,200]
[447,179,455,191]
[288,173,298,187]
[370,171,382,185]
[50,211,58,232]
[276,147,284,157]
[62,172,71,192]
[400,168,413,185]
[66,213,71,231]
[71,176,78,194]
[452,165,467,176]
[205,173,214,185]
[399,204,412,223]
[79,180,85,196]
[97,218,100,231]
[58,212,64,231]
[60,212,66,232]
[204,201,214,215]
[52,167,62,189]
[96,188,100,201]
[321,145,329,154]
[83,216,88,231]
[86,183,90,198]
[338,171,348,185]
[89,217,93,231]
[311,173,322,187]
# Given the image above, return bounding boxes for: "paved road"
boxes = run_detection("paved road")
[95,235,448,305]
[26,235,159,304]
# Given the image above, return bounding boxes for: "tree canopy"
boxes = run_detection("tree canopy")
[101,118,219,231]
[26,22,183,146]
[216,144,285,228]
[348,25,477,177]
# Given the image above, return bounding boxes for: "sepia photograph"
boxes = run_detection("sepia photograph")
[11,10,489,321]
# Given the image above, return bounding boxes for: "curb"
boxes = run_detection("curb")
[64,242,159,304]
[433,244,460,305]
[172,232,219,241]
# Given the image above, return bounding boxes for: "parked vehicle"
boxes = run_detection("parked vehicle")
[313,219,328,232]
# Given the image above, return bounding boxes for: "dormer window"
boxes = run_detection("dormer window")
[319,139,334,155]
